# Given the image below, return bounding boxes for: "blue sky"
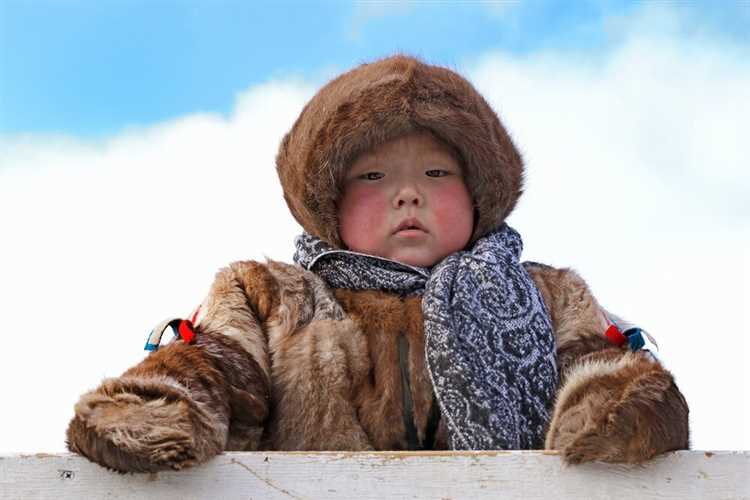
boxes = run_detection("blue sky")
[0,1,748,453]
[3,1,747,137]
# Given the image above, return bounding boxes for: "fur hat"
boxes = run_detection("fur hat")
[276,54,524,248]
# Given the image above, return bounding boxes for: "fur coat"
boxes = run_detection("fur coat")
[66,259,689,472]
[66,55,689,472]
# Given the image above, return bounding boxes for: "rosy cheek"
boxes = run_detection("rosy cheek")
[431,182,474,243]
[338,185,387,251]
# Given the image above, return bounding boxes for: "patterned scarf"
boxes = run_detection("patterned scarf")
[294,224,557,450]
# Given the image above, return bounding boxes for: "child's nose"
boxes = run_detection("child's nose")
[393,184,423,208]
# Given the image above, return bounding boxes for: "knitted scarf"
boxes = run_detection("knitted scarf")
[293,224,557,450]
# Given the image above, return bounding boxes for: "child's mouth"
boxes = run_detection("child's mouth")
[394,218,427,234]
[396,228,426,236]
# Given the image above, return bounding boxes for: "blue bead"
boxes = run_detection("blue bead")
[624,328,645,351]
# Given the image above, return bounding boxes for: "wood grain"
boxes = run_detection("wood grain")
[1,451,747,500]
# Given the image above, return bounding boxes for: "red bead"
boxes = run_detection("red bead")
[178,320,195,344]
[605,324,627,347]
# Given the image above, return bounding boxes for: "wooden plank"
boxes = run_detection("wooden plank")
[1,451,748,500]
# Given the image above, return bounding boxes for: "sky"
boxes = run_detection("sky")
[0,1,748,454]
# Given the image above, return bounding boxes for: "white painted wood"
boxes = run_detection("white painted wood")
[0,451,747,500]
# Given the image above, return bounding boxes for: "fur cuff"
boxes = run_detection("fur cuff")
[66,375,227,472]
[545,350,690,464]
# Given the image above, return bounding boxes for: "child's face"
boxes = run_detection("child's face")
[337,132,474,267]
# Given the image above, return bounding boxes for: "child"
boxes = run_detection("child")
[66,55,689,472]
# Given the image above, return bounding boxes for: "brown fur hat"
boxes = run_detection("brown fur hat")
[276,54,524,248]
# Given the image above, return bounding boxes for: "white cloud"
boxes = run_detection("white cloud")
[0,5,747,454]
[0,79,315,453]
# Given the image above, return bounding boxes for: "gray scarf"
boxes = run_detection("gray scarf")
[294,224,557,450]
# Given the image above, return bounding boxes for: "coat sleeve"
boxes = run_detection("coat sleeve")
[526,264,690,464]
[66,260,277,473]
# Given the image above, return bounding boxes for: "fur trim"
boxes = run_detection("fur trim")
[66,328,269,472]
[546,351,642,440]
[545,350,690,463]
[276,54,524,247]
[66,372,226,473]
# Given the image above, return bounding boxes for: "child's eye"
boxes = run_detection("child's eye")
[359,172,384,180]
[425,169,449,177]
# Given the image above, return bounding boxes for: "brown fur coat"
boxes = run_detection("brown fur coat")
[66,259,689,472]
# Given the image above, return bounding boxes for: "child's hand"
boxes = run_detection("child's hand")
[66,375,220,472]
[66,331,269,473]
[545,350,689,464]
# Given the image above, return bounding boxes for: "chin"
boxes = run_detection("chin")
[392,253,437,268]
